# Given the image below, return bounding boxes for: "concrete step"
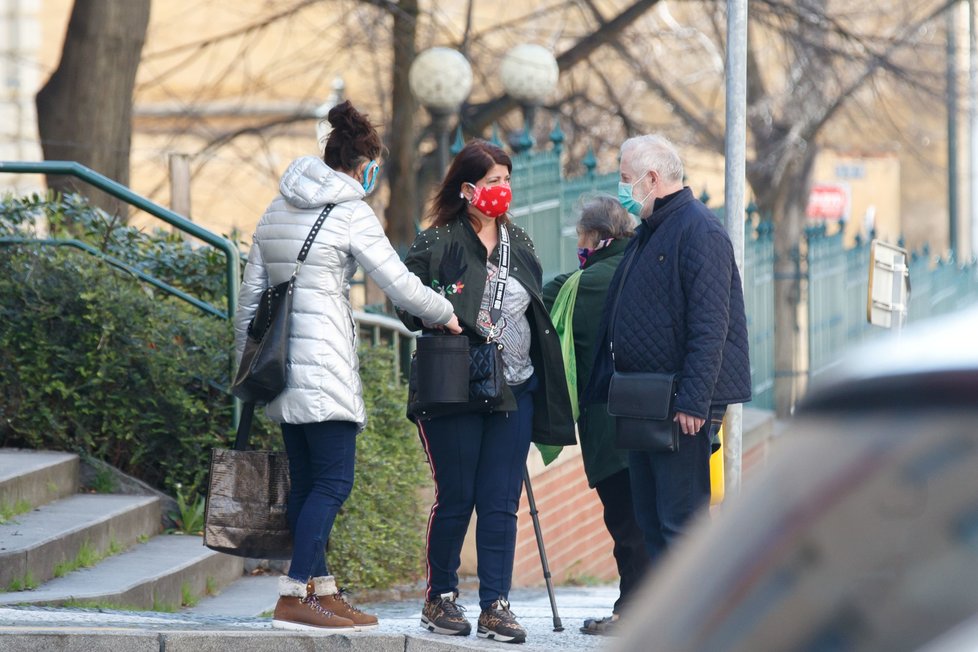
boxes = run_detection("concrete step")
[186,574,280,617]
[0,534,244,610]
[0,448,78,513]
[0,493,161,590]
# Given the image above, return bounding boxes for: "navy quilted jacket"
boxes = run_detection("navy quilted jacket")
[585,187,751,419]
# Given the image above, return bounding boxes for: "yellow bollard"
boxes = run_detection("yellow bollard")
[710,426,725,505]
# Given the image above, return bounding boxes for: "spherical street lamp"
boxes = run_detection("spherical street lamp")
[409,47,473,111]
[409,47,473,170]
[500,44,559,104]
[500,44,559,152]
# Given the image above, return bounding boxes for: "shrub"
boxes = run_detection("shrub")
[329,347,430,588]
[0,243,249,492]
[0,192,233,308]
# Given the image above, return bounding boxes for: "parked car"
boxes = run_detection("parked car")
[613,305,978,652]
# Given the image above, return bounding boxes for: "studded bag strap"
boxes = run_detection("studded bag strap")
[486,224,511,341]
[291,203,336,278]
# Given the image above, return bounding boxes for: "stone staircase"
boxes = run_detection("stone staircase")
[0,448,251,612]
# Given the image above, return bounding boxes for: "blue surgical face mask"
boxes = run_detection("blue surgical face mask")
[361,160,380,194]
[617,171,651,216]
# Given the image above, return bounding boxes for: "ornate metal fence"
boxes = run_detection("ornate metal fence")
[805,226,978,381]
[743,221,775,410]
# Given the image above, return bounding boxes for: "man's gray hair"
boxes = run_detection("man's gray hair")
[577,194,635,240]
[621,134,684,184]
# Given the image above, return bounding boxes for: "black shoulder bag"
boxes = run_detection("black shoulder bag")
[408,224,511,417]
[230,203,335,404]
[605,239,680,453]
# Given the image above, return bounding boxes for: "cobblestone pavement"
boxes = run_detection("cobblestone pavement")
[0,585,618,651]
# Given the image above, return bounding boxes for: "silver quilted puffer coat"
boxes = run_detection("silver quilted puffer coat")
[234,156,453,429]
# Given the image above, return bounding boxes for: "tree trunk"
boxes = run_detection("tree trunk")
[750,146,817,417]
[36,0,151,218]
[384,0,419,253]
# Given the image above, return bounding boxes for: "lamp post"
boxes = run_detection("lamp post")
[409,47,473,172]
[315,76,346,154]
[500,44,559,153]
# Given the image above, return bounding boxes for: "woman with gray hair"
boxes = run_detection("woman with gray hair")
[542,194,649,636]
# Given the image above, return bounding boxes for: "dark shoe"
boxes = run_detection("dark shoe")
[271,595,356,632]
[421,591,472,636]
[477,597,526,644]
[580,614,619,636]
[318,589,379,629]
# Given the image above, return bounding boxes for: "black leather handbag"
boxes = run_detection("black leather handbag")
[605,240,681,453]
[608,371,680,452]
[412,334,471,405]
[231,204,334,404]
[468,340,505,406]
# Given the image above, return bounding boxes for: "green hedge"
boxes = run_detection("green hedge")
[0,193,429,588]
[330,347,429,588]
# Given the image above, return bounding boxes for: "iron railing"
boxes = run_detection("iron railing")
[0,237,227,319]
[0,160,240,319]
[806,226,978,381]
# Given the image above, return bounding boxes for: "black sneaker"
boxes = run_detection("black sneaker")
[580,614,618,636]
[477,597,526,644]
[421,591,471,636]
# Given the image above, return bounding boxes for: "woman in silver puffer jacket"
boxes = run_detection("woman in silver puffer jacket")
[234,101,461,632]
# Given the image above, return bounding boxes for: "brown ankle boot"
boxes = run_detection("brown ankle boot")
[312,575,379,629]
[271,577,356,632]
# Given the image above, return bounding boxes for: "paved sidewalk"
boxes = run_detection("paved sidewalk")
[0,584,618,651]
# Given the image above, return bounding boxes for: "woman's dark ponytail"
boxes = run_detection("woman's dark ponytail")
[323,100,383,171]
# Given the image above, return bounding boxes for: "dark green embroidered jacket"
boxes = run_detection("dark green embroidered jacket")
[397,217,576,447]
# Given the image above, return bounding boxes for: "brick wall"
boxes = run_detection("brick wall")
[512,448,617,587]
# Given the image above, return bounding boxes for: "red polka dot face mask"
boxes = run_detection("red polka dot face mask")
[465,183,512,219]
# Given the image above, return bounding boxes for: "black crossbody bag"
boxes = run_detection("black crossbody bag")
[605,237,680,453]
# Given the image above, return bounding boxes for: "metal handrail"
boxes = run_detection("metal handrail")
[0,237,226,319]
[0,160,240,320]
[354,311,418,339]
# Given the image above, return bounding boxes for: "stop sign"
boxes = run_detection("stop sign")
[807,183,849,220]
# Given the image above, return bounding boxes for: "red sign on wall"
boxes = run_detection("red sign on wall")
[807,183,850,220]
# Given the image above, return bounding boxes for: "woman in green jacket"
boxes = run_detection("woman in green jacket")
[398,139,574,644]
[543,195,649,636]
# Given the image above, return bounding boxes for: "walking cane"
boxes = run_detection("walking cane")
[523,465,564,632]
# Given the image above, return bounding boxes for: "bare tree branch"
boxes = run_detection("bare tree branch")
[462,0,662,132]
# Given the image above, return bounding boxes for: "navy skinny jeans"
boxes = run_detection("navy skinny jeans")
[628,407,725,565]
[281,420,357,582]
[417,377,536,610]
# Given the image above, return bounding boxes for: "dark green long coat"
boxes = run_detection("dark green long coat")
[543,239,631,487]
[398,217,576,447]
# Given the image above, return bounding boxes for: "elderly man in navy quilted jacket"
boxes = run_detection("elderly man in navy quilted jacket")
[585,134,751,566]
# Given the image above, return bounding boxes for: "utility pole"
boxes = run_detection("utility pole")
[723,0,748,497]
[970,0,978,260]
[949,2,960,259]
[168,153,191,219]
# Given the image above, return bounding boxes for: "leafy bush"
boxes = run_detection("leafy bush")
[0,243,250,492]
[1,192,234,308]
[0,192,431,589]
